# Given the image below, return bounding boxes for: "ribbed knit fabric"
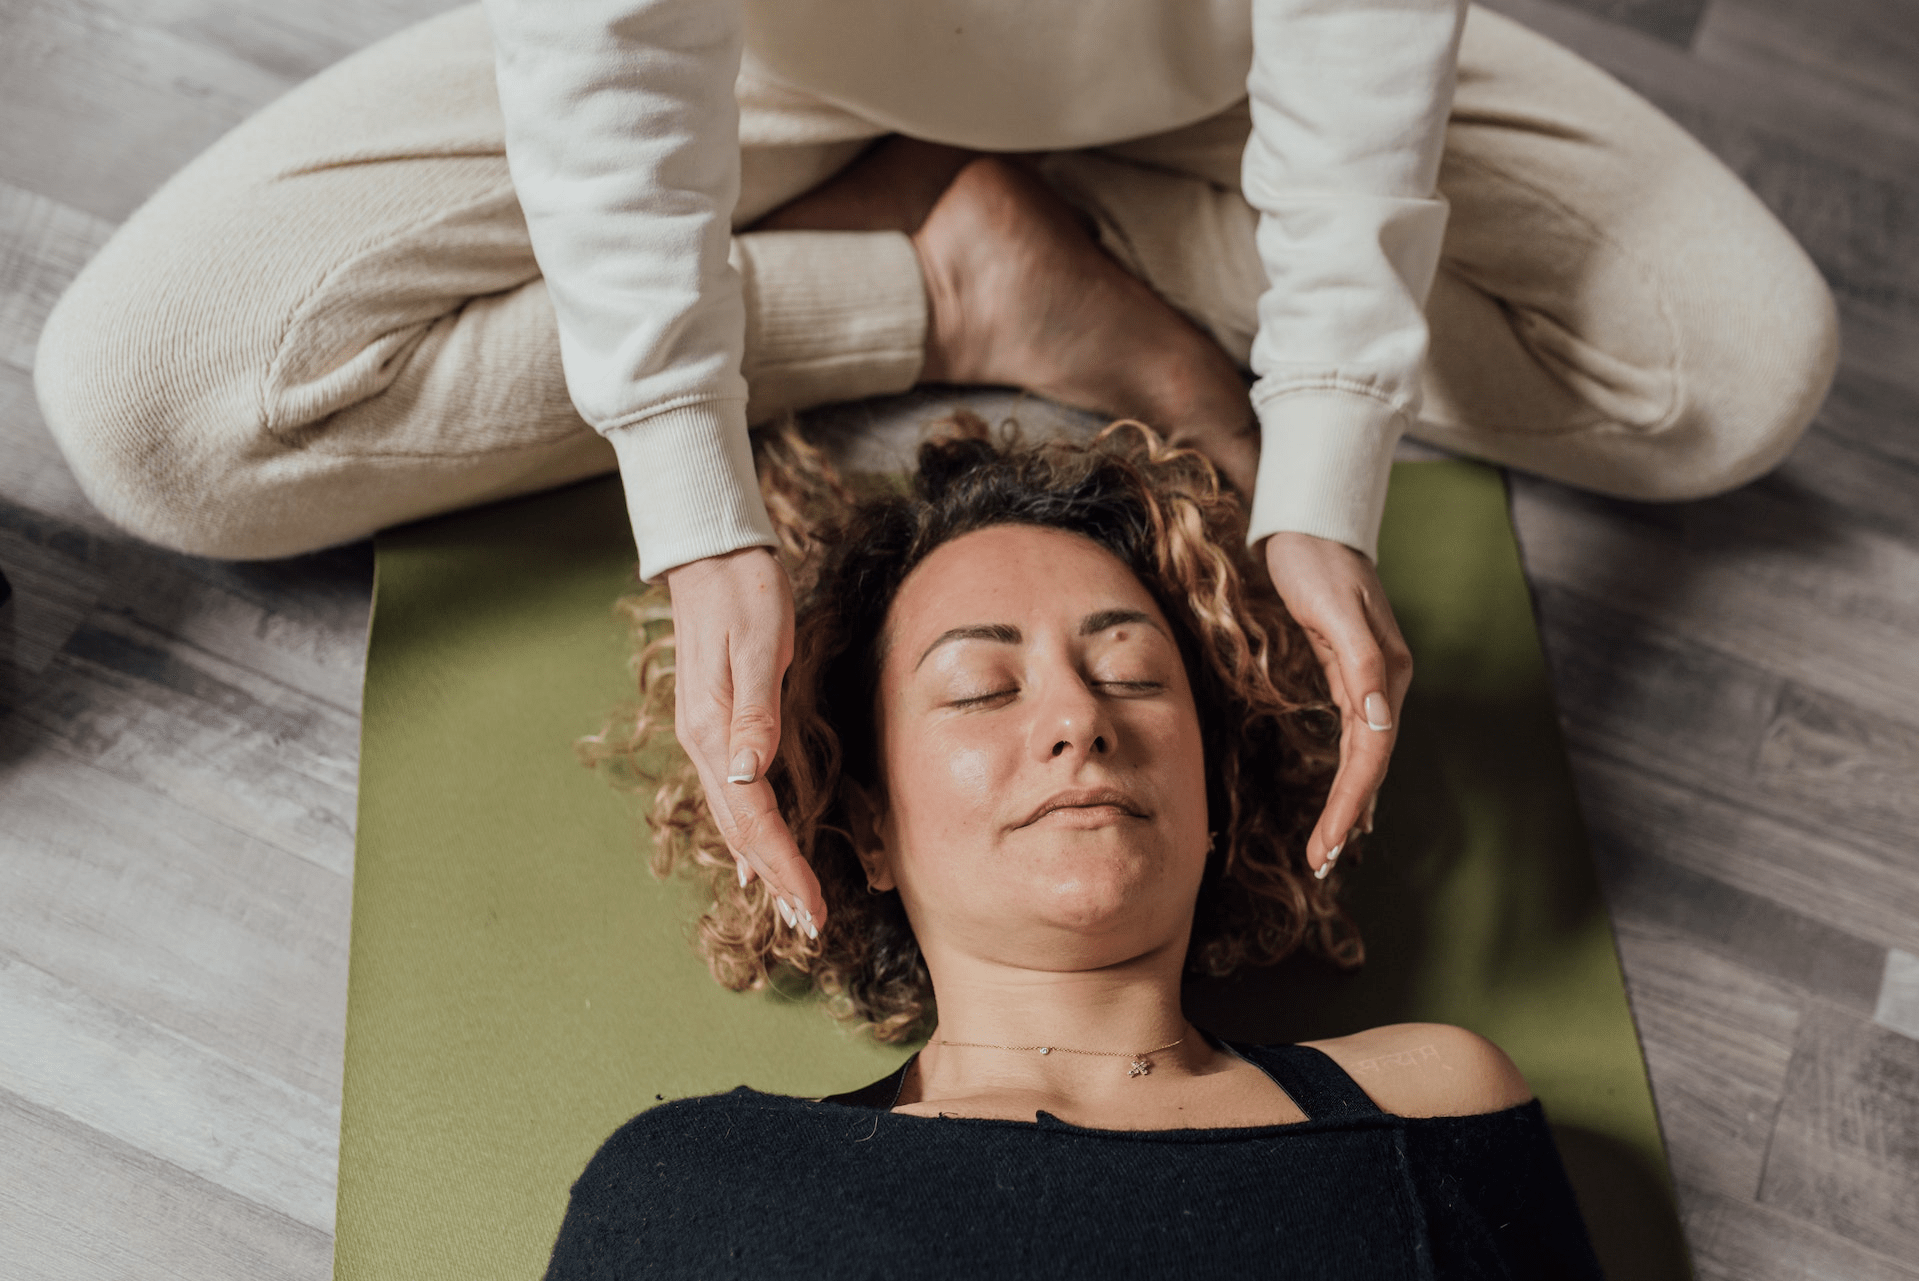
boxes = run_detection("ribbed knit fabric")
[732,230,927,428]
[541,1043,1603,1279]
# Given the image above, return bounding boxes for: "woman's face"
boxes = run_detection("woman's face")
[867,523,1211,971]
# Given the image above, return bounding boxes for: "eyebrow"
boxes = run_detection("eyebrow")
[913,609,1162,671]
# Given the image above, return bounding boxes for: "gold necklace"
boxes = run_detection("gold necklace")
[931,1033,1187,1078]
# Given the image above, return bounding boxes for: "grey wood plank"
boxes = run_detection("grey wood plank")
[1682,1186,1919,1281]
[1571,749,1919,958]
[0,500,102,676]
[138,0,462,84]
[1832,297,1919,404]
[1759,1005,1919,1261]
[137,551,374,715]
[1527,575,1781,770]
[1610,923,1802,1202]
[0,0,465,222]
[6,608,360,874]
[1758,682,1919,866]
[1599,841,1884,1014]
[1525,574,1919,875]
[0,1086,331,1281]
[0,176,117,373]
[1809,364,1919,480]
[1783,407,1919,540]
[1879,950,1919,1043]
[1695,0,1919,120]
[0,949,339,1232]
[0,0,288,221]
[1545,0,1711,47]
[0,731,351,1100]
[1510,475,1919,730]
[0,496,373,711]
[0,363,119,537]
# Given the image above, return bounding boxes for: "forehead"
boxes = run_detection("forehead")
[883,524,1163,663]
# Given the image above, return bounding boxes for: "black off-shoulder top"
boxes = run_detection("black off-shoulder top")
[543,1041,1603,1279]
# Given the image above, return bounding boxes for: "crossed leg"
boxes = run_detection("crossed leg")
[34,2,1835,563]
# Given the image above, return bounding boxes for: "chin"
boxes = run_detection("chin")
[1021,839,1192,936]
[1015,886,1189,972]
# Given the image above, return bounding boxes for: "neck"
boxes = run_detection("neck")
[910,935,1204,1107]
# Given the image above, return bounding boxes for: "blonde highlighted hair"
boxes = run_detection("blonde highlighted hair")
[581,414,1362,1042]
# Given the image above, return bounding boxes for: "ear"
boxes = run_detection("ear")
[844,781,896,893]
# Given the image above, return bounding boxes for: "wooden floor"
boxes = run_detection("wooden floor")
[2,0,1915,1276]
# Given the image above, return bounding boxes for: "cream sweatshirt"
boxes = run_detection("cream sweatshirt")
[484,0,1466,579]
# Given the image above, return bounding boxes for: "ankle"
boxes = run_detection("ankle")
[754,137,979,235]
[911,220,963,383]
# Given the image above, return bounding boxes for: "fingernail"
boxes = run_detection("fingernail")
[1314,842,1344,881]
[1363,693,1392,732]
[776,897,797,929]
[803,913,818,941]
[727,748,758,785]
[735,856,749,888]
[1362,795,1377,835]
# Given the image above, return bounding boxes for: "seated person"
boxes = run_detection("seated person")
[556,419,1601,1279]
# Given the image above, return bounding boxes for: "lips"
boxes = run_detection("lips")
[1018,786,1148,828]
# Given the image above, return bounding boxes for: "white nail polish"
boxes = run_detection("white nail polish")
[1363,692,1393,732]
[776,897,797,928]
[735,857,749,888]
[804,919,818,941]
[1315,842,1344,880]
[727,748,758,784]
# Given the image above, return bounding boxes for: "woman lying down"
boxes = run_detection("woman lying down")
[556,418,1602,1279]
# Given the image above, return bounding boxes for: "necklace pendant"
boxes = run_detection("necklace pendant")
[1129,1056,1152,1078]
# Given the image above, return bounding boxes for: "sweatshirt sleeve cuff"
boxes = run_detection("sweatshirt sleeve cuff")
[606,399,777,582]
[1245,386,1406,562]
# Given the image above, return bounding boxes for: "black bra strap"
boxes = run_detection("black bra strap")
[1239,1043,1385,1122]
[820,1054,916,1109]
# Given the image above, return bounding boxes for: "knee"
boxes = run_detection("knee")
[34,256,303,561]
[1627,251,1839,504]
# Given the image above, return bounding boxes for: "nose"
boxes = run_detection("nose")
[1031,672,1115,765]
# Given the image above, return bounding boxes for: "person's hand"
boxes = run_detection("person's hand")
[663,547,822,937]
[1262,531,1412,880]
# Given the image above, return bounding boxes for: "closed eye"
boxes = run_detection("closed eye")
[950,679,1163,708]
[948,688,1019,709]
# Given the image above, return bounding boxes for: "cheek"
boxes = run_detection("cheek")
[1150,701,1212,848]
[940,742,995,797]
[885,732,1007,857]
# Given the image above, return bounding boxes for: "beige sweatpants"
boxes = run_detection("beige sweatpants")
[34,3,1838,560]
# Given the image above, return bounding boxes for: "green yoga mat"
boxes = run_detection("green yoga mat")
[338,459,1688,1280]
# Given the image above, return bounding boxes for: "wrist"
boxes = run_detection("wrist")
[665,544,775,586]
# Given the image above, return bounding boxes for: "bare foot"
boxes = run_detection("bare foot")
[913,157,1258,494]
[752,136,979,235]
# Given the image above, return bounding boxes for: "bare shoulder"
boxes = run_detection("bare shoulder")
[1304,1023,1533,1119]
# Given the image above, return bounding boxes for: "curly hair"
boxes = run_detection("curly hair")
[580,414,1363,1043]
